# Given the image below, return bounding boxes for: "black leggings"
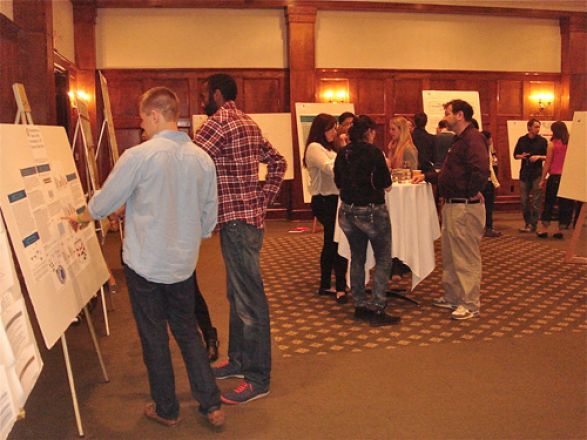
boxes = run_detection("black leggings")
[541,174,574,228]
[311,195,348,292]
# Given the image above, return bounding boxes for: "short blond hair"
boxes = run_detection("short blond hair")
[139,87,179,121]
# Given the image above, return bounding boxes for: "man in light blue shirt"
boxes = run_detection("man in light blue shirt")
[69,87,224,428]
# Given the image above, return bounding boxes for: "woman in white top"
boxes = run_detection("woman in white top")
[303,113,348,303]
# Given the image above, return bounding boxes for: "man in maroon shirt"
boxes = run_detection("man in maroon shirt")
[413,99,489,320]
[194,74,286,404]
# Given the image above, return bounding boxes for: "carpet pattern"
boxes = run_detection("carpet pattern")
[262,233,587,357]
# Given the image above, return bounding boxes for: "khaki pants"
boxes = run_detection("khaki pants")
[441,203,485,312]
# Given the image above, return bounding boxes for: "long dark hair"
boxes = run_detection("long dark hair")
[349,115,376,144]
[303,113,337,167]
[550,121,569,145]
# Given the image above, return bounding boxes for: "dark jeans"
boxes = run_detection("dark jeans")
[311,195,348,292]
[338,203,392,310]
[124,266,221,419]
[482,181,496,229]
[541,174,574,228]
[220,221,271,389]
[194,270,216,341]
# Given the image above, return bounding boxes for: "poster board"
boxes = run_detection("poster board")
[422,90,482,134]
[192,113,294,181]
[506,120,572,180]
[0,124,110,349]
[559,112,587,203]
[0,217,43,440]
[98,71,120,163]
[294,103,355,204]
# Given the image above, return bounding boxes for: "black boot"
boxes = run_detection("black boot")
[205,327,219,363]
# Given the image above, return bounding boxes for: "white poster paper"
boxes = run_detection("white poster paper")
[422,90,482,134]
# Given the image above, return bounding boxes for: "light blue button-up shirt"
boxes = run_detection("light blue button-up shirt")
[88,130,217,284]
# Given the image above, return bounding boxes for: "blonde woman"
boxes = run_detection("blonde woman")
[386,116,419,170]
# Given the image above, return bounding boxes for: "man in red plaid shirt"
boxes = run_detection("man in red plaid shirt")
[194,73,286,405]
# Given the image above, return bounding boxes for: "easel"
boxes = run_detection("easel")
[11,83,110,437]
[71,97,112,336]
[96,71,123,241]
[565,203,586,264]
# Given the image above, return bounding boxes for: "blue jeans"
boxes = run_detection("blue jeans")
[338,203,392,310]
[125,267,221,419]
[220,221,271,389]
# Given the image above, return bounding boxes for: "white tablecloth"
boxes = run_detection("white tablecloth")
[334,182,441,290]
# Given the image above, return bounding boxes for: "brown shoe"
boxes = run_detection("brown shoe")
[144,403,180,427]
[206,408,225,428]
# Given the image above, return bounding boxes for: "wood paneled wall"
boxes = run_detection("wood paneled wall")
[100,68,290,216]
[0,14,20,123]
[317,69,564,206]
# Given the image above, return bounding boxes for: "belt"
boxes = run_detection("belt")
[445,198,480,204]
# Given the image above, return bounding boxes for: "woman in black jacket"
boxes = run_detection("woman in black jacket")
[334,115,401,327]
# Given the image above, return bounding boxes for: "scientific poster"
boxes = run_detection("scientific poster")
[422,90,482,134]
[192,113,295,181]
[506,120,572,180]
[0,217,43,440]
[0,124,110,349]
[559,112,586,203]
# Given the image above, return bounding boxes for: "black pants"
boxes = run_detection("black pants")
[194,270,216,341]
[482,181,496,229]
[541,174,574,228]
[311,195,348,292]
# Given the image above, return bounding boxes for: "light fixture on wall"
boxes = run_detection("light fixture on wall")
[321,88,349,103]
[319,79,350,104]
[68,90,91,106]
[530,92,554,113]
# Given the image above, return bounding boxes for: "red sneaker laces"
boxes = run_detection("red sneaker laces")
[233,382,251,393]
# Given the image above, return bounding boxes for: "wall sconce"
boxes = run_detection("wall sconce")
[68,90,91,107]
[321,87,349,103]
[530,92,554,112]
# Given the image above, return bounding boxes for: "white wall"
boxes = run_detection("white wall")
[316,11,561,72]
[96,8,287,69]
[0,0,13,20]
[52,0,75,62]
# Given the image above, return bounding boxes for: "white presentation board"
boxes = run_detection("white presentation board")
[422,90,482,134]
[294,103,355,204]
[0,124,110,349]
[192,113,294,181]
[0,217,43,440]
[559,112,587,203]
[506,120,572,180]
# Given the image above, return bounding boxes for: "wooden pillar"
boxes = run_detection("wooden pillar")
[286,6,316,219]
[560,15,587,119]
[73,2,98,140]
[0,14,21,123]
[13,0,56,124]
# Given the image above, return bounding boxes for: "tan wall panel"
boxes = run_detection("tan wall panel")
[96,8,286,69]
[316,11,560,72]
[0,0,12,20]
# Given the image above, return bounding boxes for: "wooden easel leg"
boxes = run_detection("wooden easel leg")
[61,335,84,437]
[98,286,110,336]
[82,306,110,383]
[565,203,587,264]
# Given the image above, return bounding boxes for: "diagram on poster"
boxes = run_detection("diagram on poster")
[0,216,43,440]
[0,124,110,349]
[294,103,355,204]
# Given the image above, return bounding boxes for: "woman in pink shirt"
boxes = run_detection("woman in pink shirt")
[537,121,574,239]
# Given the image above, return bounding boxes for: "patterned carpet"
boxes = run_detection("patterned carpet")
[262,233,587,357]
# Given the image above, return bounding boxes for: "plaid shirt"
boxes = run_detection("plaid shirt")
[194,101,286,230]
